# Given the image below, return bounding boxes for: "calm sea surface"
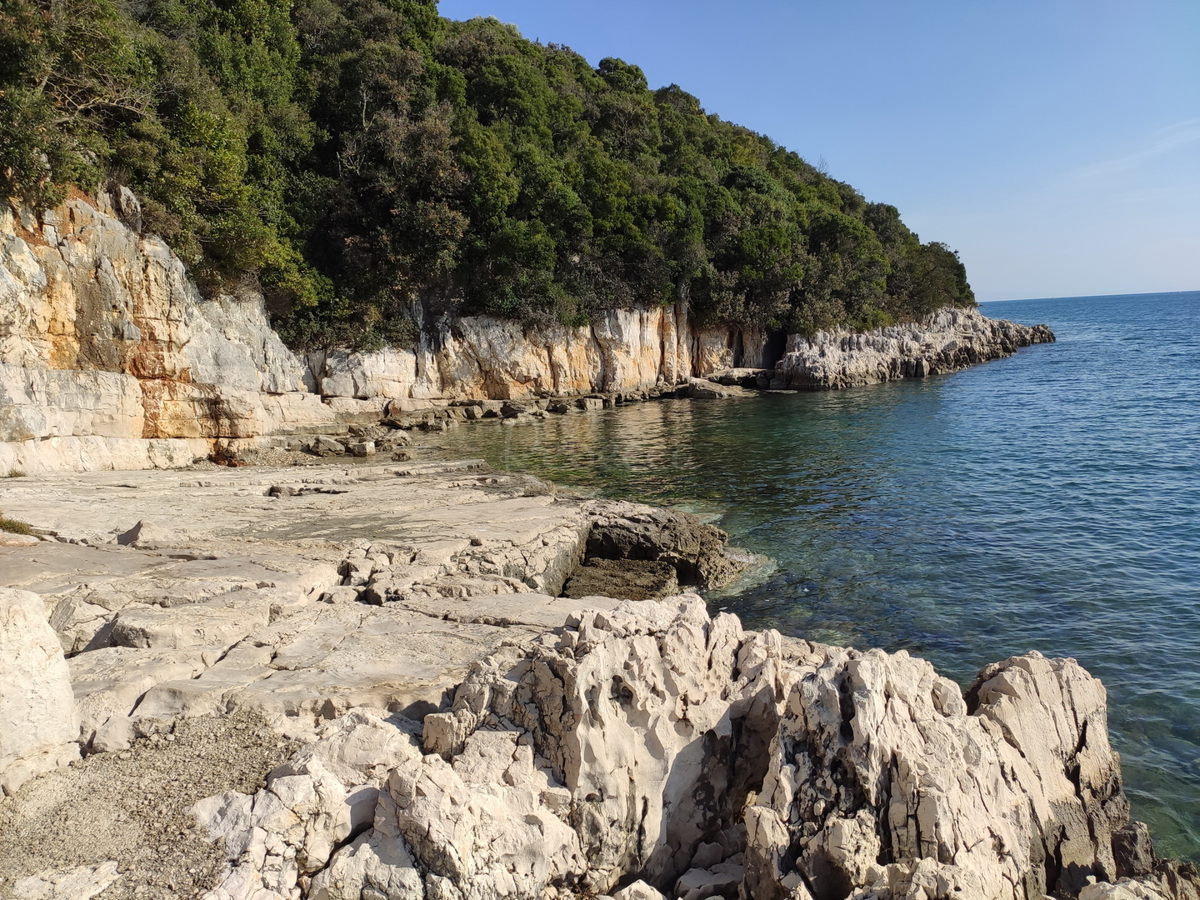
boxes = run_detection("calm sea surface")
[425,291,1200,860]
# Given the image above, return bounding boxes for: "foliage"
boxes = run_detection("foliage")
[0,0,975,345]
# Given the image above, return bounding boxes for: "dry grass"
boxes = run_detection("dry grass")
[0,511,34,535]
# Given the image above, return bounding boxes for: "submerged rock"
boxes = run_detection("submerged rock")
[582,500,747,591]
[560,558,680,601]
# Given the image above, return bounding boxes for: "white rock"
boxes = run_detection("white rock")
[612,881,667,900]
[775,307,1053,390]
[10,861,122,900]
[167,599,1199,900]
[69,646,209,749]
[106,600,272,652]
[1079,879,1173,900]
[0,588,80,795]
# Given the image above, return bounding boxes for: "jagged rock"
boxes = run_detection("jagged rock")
[8,464,1189,900]
[250,599,1178,900]
[773,306,1055,390]
[193,710,426,899]
[0,589,80,796]
[1116,823,1158,878]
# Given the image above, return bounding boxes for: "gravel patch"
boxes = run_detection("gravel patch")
[0,712,298,900]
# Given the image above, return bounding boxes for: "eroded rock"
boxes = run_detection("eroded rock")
[178,598,1197,900]
[773,306,1055,391]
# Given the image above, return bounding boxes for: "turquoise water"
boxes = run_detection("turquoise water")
[426,291,1200,860]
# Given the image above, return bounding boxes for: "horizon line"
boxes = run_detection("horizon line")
[982,289,1199,303]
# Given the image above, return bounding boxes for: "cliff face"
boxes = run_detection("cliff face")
[0,191,350,473]
[0,193,776,472]
[0,192,1052,473]
[307,309,772,405]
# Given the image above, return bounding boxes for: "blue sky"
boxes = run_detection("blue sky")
[437,0,1199,302]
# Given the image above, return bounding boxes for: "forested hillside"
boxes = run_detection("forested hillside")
[0,0,976,348]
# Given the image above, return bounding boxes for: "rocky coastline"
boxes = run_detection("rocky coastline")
[8,190,1155,900]
[0,457,1197,900]
[2,190,1054,476]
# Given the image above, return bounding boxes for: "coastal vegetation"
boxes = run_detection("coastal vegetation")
[0,0,975,348]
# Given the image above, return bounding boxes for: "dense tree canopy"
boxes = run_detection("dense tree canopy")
[0,0,975,348]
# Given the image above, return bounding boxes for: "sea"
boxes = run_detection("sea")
[424,290,1200,861]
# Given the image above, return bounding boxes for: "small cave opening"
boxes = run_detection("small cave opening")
[763,330,788,370]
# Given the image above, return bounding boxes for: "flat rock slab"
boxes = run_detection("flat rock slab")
[0,458,742,900]
[0,461,638,753]
[0,543,179,595]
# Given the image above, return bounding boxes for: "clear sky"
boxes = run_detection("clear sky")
[437,0,1199,302]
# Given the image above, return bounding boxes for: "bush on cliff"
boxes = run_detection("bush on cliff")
[0,0,975,346]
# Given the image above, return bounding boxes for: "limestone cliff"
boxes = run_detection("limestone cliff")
[0,191,351,473]
[1,192,1053,473]
[306,308,764,404]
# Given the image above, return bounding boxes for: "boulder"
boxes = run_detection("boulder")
[613,881,668,900]
[0,589,80,795]
[681,378,753,399]
[115,518,189,549]
[311,435,347,456]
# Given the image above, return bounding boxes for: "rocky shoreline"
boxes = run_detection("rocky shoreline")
[2,190,1123,900]
[2,191,1054,475]
[0,456,1197,900]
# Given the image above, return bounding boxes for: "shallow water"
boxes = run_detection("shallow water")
[427,291,1200,860]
